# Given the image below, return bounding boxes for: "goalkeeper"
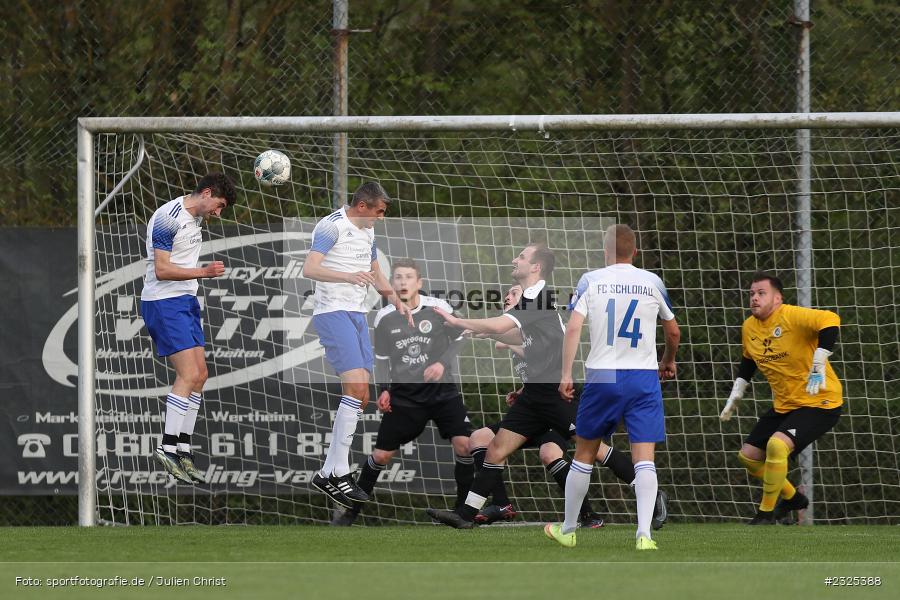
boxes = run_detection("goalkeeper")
[720,272,842,525]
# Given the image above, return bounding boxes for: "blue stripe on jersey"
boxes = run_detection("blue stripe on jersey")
[654,282,673,311]
[310,219,339,254]
[152,213,180,251]
[370,239,377,262]
[326,211,342,222]
[169,204,181,217]
[568,274,590,310]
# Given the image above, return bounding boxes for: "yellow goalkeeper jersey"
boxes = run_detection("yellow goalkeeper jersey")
[742,303,842,413]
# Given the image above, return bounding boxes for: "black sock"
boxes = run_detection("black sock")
[602,446,635,484]
[162,434,178,450]
[546,458,569,492]
[458,462,504,521]
[454,454,475,510]
[472,446,510,506]
[354,455,386,514]
[177,433,191,451]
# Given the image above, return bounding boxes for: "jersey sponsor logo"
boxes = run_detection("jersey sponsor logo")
[773,326,783,338]
[762,338,774,354]
[418,319,433,334]
[42,232,390,397]
[408,343,422,358]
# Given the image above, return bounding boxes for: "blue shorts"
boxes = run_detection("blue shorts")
[576,369,665,443]
[311,311,373,375]
[141,295,204,357]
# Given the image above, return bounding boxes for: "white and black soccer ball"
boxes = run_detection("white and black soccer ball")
[254,150,291,186]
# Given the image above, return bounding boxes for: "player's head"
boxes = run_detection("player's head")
[603,224,637,265]
[512,242,555,284]
[348,181,391,227]
[390,258,422,303]
[749,271,784,320]
[194,172,237,218]
[503,284,523,311]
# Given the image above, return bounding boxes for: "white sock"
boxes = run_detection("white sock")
[178,392,202,453]
[319,396,362,478]
[163,393,188,453]
[562,460,592,534]
[634,460,658,539]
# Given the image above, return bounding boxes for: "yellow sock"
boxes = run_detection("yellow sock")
[738,450,796,500]
[738,452,765,478]
[761,438,791,512]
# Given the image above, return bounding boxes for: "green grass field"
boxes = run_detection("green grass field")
[2,524,898,599]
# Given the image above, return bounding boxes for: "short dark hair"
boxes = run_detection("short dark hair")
[527,242,555,278]
[195,172,237,207]
[351,181,391,208]
[751,271,784,295]
[391,257,421,278]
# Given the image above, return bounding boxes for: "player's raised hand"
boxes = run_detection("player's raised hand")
[658,359,676,380]
[344,271,376,287]
[204,261,225,278]
[559,375,575,402]
[376,390,392,413]
[720,377,748,421]
[394,299,414,327]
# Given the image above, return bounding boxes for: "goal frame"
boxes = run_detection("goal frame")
[77,111,900,526]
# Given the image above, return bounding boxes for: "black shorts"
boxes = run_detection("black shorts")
[497,384,577,442]
[375,394,472,451]
[744,406,842,456]
[486,421,570,451]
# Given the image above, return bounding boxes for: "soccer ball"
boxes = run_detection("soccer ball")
[254,150,291,186]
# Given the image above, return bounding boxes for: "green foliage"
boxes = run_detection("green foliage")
[0,0,897,225]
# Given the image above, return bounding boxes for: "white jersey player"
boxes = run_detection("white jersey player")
[139,172,236,485]
[301,182,412,508]
[545,224,680,552]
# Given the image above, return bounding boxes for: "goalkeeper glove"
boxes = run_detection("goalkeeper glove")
[720,377,749,421]
[806,348,832,395]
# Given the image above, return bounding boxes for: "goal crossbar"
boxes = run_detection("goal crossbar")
[78,112,900,134]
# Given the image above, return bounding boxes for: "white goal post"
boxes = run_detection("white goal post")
[77,112,900,527]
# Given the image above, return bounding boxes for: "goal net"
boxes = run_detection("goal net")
[83,117,899,525]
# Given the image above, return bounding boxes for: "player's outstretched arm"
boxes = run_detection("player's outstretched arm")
[433,307,516,336]
[559,311,584,401]
[720,356,757,421]
[154,249,223,281]
[475,329,524,346]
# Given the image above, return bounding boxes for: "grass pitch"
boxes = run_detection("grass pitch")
[2,524,898,599]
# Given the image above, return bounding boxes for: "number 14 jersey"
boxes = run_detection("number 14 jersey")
[570,263,675,370]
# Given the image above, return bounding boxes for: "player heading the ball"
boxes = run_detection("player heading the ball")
[140,172,237,485]
[302,182,413,508]
[720,272,842,525]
